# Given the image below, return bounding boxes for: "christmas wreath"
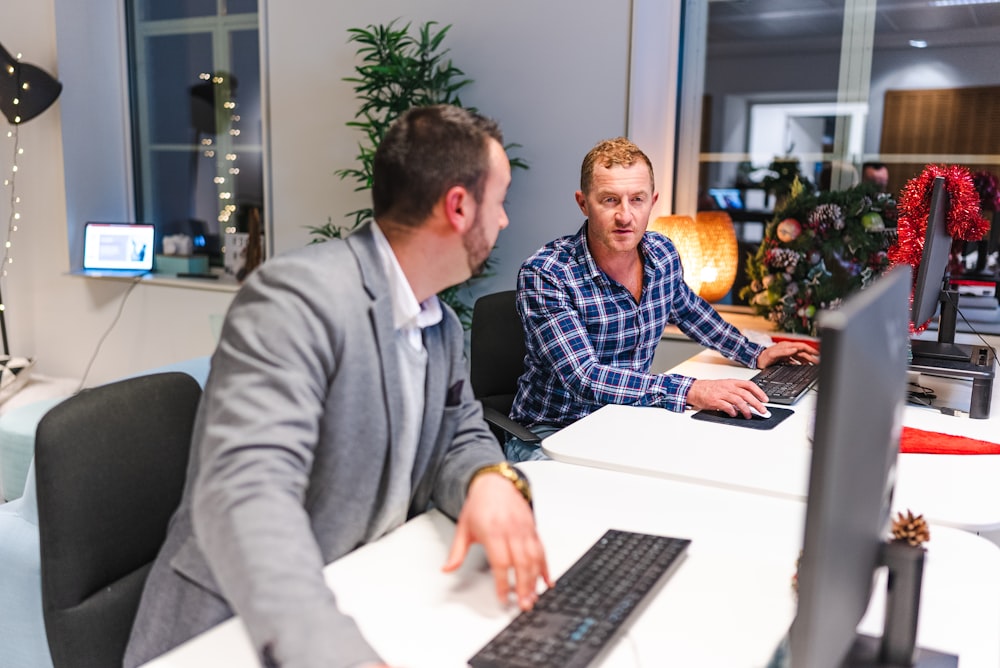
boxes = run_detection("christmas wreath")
[887,164,992,331]
[741,179,897,335]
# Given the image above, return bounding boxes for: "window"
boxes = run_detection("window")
[126,0,263,267]
[675,0,1000,304]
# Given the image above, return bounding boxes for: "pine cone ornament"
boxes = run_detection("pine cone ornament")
[891,510,930,547]
[808,202,845,236]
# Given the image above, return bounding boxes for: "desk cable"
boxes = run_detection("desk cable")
[75,276,143,393]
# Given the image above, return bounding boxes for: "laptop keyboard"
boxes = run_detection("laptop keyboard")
[469,529,691,668]
[750,363,819,405]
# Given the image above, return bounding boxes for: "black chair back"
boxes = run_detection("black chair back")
[470,291,540,445]
[35,372,202,668]
[471,290,525,414]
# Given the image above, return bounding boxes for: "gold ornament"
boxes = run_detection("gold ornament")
[890,509,930,547]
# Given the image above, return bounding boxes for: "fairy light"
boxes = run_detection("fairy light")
[1,52,25,327]
[208,72,241,226]
[0,49,61,356]
[3,125,21,280]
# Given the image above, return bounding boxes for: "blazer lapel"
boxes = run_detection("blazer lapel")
[347,225,404,455]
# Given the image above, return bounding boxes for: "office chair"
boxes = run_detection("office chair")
[470,290,540,446]
[34,372,202,668]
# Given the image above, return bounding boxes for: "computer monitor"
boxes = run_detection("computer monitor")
[708,187,744,210]
[908,176,971,362]
[787,265,913,667]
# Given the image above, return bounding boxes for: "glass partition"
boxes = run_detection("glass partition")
[681,0,1000,304]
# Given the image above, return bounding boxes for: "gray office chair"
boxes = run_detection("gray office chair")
[34,372,202,668]
[470,290,540,446]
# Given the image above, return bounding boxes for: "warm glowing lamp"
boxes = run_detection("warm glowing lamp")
[693,211,739,302]
[649,215,703,295]
[649,211,739,302]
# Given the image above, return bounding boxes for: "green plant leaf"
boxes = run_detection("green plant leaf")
[319,18,529,328]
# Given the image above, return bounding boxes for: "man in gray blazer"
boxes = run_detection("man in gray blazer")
[125,105,550,668]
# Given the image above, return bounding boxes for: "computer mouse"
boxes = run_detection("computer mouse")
[747,405,772,420]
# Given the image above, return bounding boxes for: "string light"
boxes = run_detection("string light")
[206,72,241,226]
[1,52,24,325]
[0,46,62,356]
[3,120,21,282]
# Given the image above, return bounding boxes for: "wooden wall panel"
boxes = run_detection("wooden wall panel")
[880,86,1000,197]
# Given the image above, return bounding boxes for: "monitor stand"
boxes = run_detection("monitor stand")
[847,635,958,668]
[911,288,971,362]
[909,288,995,419]
[909,339,972,362]
[844,542,958,668]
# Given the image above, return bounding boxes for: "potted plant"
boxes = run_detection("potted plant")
[310,19,526,327]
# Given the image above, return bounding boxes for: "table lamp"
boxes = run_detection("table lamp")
[693,211,739,302]
[1,43,63,358]
[649,212,738,303]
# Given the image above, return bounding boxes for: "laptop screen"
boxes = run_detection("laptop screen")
[82,223,155,272]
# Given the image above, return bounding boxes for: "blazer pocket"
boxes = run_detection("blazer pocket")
[445,380,464,407]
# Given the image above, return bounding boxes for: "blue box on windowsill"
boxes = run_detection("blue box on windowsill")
[154,254,210,275]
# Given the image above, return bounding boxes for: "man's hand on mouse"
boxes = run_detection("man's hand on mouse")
[686,378,770,418]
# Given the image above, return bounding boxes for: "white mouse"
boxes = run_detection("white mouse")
[747,405,772,419]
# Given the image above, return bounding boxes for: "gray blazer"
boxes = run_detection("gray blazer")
[125,224,504,668]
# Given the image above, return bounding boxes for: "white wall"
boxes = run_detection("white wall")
[4,0,641,385]
[266,0,634,297]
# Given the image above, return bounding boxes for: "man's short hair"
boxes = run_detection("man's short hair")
[372,104,503,227]
[580,137,654,194]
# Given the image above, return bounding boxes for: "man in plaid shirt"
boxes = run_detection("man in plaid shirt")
[506,137,817,462]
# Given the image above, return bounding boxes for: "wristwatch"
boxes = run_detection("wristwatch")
[470,461,532,507]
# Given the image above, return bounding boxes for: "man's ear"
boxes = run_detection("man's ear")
[443,185,473,233]
[574,190,588,217]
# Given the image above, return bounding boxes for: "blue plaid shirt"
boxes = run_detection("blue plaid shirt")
[510,224,765,429]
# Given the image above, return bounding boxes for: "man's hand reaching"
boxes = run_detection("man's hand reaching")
[442,471,552,611]
[757,341,819,368]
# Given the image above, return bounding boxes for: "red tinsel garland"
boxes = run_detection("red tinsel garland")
[888,164,992,331]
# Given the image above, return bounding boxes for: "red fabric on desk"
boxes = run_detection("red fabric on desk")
[900,426,1000,455]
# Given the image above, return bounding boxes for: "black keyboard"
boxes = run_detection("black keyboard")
[750,363,819,404]
[469,529,691,668]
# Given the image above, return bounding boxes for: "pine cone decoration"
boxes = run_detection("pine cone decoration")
[808,202,845,234]
[891,510,930,547]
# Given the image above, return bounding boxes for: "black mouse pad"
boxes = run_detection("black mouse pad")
[691,406,794,430]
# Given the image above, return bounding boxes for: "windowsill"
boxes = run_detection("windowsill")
[661,302,773,341]
[67,269,241,293]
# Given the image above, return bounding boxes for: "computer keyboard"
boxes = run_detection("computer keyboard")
[750,363,820,405]
[468,529,691,668]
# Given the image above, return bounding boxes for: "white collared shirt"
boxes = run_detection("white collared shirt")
[368,223,442,538]
[370,223,443,352]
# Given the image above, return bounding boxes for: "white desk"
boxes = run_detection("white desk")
[543,347,1000,532]
[141,461,1000,668]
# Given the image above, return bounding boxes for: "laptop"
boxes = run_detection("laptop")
[78,222,155,277]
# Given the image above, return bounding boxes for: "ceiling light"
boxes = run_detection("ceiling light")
[909,39,928,48]
[929,0,1000,6]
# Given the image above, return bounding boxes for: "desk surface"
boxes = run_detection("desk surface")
[141,461,1000,668]
[543,347,1000,531]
